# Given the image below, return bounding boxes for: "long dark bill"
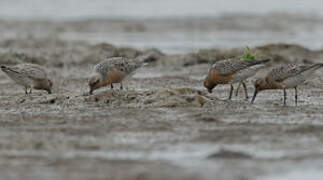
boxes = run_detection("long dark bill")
[251,90,258,104]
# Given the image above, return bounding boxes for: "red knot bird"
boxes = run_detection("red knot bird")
[89,56,146,94]
[251,63,323,105]
[204,58,270,100]
[1,63,53,94]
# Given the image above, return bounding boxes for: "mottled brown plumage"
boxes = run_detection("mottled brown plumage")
[89,57,146,94]
[1,63,53,94]
[251,63,323,105]
[204,58,270,100]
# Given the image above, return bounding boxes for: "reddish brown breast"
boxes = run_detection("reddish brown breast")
[209,69,233,84]
[264,74,283,90]
[106,70,126,84]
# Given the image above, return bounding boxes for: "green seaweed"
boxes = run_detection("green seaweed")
[242,46,255,60]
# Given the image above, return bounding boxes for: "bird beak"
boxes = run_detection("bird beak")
[208,88,212,93]
[251,90,258,104]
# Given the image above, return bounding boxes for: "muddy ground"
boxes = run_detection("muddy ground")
[1,18,323,180]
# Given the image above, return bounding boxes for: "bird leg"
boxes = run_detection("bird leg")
[120,83,123,90]
[251,90,258,104]
[295,87,298,106]
[110,83,114,89]
[283,88,287,106]
[228,84,234,100]
[242,82,249,100]
[235,82,241,96]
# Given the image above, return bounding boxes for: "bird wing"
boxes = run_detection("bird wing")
[18,64,47,80]
[271,64,313,83]
[1,66,21,74]
[95,57,141,76]
[212,58,267,75]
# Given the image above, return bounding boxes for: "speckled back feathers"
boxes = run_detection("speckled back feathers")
[211,58,269,75]
[270,64,323,83]
[1,63,49,84]
[94,57,143,77]
[1,63,52,94]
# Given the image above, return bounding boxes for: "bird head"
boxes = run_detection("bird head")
[251,78,267,104]
[89,74,102,94]
[203,75,217,93]
[45,79,53,94]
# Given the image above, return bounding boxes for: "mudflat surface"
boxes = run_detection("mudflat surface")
[1,17,323,180]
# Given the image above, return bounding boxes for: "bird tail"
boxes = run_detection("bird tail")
[244,59,270,69]
[142,63,149,67]
[0,65,19,74]
[135,54,149,63]
[303,63,323,72]
[307,63,323,73]
[1,65,8,71]
[255,59,271,65]
[244,58,270,67]
[295,63,323,78]
[1,65,11,73]
[313,63,323,69]
[134,54,152,68]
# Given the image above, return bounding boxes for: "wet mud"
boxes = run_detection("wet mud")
[1,18,323,180]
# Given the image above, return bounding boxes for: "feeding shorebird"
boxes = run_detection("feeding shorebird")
[89,56,146,94]
[251,63,323,105]
[204,58,270,100]
[1,63,53,94]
